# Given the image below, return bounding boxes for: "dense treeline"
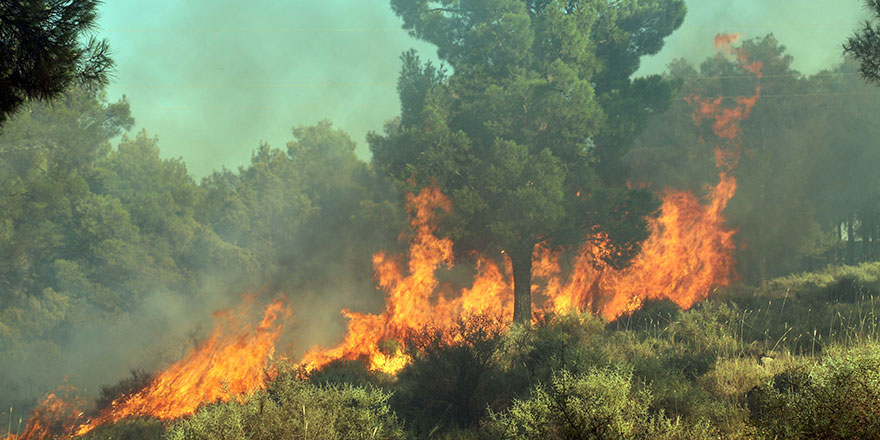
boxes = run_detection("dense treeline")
[0,88,405,417]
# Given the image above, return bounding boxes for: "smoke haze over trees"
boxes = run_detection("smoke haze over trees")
[3,1,880,438]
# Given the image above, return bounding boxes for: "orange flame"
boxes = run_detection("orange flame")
[72,296,289,437]
[300,37,763,373]
[544,35,760,320]
[540,171,738,320]
[3,387,86,440]
[540,34,760,320]
[300,188,512,374]
[7,36,764,440]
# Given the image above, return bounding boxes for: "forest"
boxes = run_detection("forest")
[3,0,880,439]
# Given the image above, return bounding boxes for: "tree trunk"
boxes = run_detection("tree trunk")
[847,215,855,265]
[511,249,533,327]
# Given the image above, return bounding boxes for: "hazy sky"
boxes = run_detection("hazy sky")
[97,1,870,177]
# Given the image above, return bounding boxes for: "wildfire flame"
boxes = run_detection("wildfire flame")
[4,387,86,440]
[300,188,512,375]
[537,172,738,320]
[5,296,290,440]
[6,36,764,439]
[302,35,762,367]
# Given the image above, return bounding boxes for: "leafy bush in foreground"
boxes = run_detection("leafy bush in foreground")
[164,372,404,440]
[484,367,717,440]
[748,343,880,439]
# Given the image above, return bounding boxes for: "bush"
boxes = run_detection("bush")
[699,355,793,402]
[824,275,876,303]
[502,312,607,385]
[748,343,880,439]
[610,298,681,333]
[484,367,653,440]
[165,372,404,440]
[95,369,154,412]
[307,358,382,388]
[77,417,165,440]
[391,315,507,434]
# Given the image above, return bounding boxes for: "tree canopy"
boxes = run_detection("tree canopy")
[0,0,112,127]
[370,0,686,324]
[844,0,880,84]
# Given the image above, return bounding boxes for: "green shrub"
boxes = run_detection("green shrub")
[748,343,880,439]
[610,298,681,333]
[700,355,794,402]
[484,367,653,440]
[307,358,383,388]
[502,312,608,384]
[165,373,404,440]
[391,315,507,434]
[824,275,877,303]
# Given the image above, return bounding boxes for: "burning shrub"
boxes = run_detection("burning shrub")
[165,372,404,440]
[94,369,153,413]
[747,343,880,439]
[76,417,164,440]
[390,315,507,434]
[306,358,383,388]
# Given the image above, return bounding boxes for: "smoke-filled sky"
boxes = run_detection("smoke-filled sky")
[97,0,870,177]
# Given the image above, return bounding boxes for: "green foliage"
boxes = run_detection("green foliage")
[392,316,508,433]
[307,359,384,389]
[844,0,880,84]
[165,374,405,440]
[748,344,880,439]
[0,0,113,126]
[373,0,684,322]
[484,367,711,440]
[0,90,401,424]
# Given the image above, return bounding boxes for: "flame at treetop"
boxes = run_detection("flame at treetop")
[536,33,761,319]
[302,35,763,367]
[6,35,764,440]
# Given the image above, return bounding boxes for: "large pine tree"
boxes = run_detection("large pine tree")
[370,0,686,325]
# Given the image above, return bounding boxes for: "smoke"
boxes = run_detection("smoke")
[96,0,437,177]
[639,0,870,75]
[93,1,870,178]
